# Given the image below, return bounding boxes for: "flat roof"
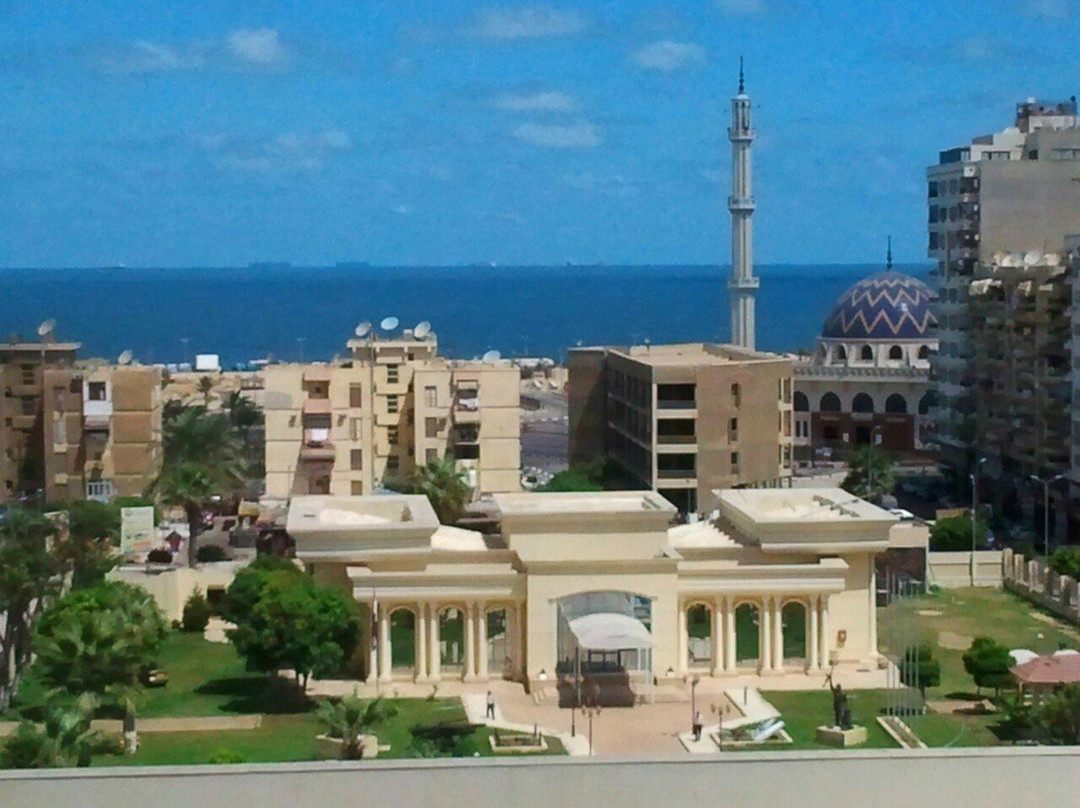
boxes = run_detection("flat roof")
[718,488,894,523]
[493,490,676,517]
[287,494,439,532]
[0,342,81,352]
[571,342,784,367]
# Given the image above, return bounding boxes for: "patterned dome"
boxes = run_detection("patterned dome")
[821,271,936,341]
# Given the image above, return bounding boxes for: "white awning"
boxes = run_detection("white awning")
[567,612,653,651]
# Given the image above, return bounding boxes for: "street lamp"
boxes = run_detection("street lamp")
[1030,474,1065,560]
[866,426,883,502]
[970,457,987,586]
[689,674,700,735]
[584,702,601,756]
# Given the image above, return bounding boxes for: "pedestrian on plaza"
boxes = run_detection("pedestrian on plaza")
[692,710,703,742]
[486,690,496,720]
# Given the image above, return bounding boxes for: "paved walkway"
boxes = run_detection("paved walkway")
[0,714,262,738]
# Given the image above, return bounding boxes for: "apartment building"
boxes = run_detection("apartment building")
[1069,238,1080,530]
[0,336,163,503]
[928,98,1080,538]
[264,330,520,499]
[568,343,793,514]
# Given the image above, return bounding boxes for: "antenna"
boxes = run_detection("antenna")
[414,320,432,339]
[117,349,133,366]
[37,319,55,338]
[379,316,399,332]
[355,321,373,338]
[481,349,501,362]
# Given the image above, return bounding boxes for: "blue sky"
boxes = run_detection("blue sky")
[1,0,1076,267]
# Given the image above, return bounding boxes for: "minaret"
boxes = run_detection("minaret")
[728,57,759,350]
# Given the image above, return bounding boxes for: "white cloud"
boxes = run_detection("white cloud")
[98,41,207,75]
[633,40,706,72]
[495,91,576,113]
[468,7,586,39]
[956,35,999,61]
[716,0,769,14]
[562,171,635,197]
[1023,0,1071,18]
[513,121,602,148]
[198,129,350,174]
[391,204,413,215]
[227,28,288,66]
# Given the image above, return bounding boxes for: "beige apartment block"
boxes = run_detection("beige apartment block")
[286,488,892,691]
[264,330,520,498]
[927,98,1080,533]
[568,343,792,514]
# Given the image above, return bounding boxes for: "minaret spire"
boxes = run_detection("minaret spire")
[728,59,759,350]
[886,236,893,270]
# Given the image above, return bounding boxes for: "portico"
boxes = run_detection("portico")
[285,487,894,692]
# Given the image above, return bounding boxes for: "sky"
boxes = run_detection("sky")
[0,0,1077,268]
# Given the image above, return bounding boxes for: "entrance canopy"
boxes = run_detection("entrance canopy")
[567,612,653,652]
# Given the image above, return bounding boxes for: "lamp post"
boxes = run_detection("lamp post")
[866,425,883,501]
[1030,474,1065,560]
[970,457,987,586]
[584,702,601,756]
[690,674,700,736]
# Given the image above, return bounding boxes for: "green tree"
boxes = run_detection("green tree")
[840,445,895,503]
[1029,683,1080,745]
[227,572,360,689]
[538,458,620,492]
[147,405,245,565]
[1,694,98,769]
[930,515,990,552]
[61,500,121,589]
[316,691,396,760]
[1050,547,1080,580]
[899,642,941,699]
[0,508,63,710]
[410,458,472,525]
[181,587,212,633]
[962,637,1015,697]
[221,555,300,626]
[224,392,264,479]
[197,375,216,406]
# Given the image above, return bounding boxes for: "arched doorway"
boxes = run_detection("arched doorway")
[686,603,713,669]
[781,601,807,666]
[439,607,465,673]
[486,606,510,677]
[390,608,416,673]
[735,602,760,669]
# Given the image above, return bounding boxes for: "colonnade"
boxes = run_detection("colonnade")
[678,594,832,676]
[368,601,524,684]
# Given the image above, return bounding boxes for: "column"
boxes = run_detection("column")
[819,596,831,669]
[808,595,820,672]
[711,598,724,677]
[477,603,489,682]
[416,603,429,683]
[724,599,736,672]
[516,602,526,679]
[868,565,878,658]
[677,602,688,675]
[759,598,772,673]
[428,605,441,682]
[366,603,377,684]
[464,602,477,682]
[772,598,784,673]
[378,605,392,683]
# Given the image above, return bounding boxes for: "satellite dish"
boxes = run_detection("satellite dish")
[37,319,55,337]
[482,349,501,362]
[380,316,399,332]
[414,321,432,339]
[355,321,373,338]
[1023,250,1042,266]
[117,350,133,366]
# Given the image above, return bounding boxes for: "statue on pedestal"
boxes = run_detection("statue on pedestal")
[825,670,853,731]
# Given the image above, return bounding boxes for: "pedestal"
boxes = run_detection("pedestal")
[815,725,868,748]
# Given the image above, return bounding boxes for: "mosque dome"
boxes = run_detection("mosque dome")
[821,271,936,341]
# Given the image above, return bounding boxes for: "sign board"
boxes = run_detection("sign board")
[121,506,156,555]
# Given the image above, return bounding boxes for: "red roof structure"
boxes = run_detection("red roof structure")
[1011,651,1080,686]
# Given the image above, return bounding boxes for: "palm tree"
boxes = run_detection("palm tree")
[147,405,245,565]
[840,445,895,504]
[316,692,395,760]
[196,375,216,407]
[412,458,472,525]
[0,694,98,769]
[224,392,264,477]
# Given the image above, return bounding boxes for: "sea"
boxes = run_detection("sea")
[0,264,931,368]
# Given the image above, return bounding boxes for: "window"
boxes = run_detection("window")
[425,386,437,407]
[349,384,363,408]
[387,426,399,446]
[885,394,908,414]
[888,345,903,360]
[860,345,873,361]
[820,392,841,412]
[20,365,35,385]
[918,345,931,360]
[88,381,107,401]
[425,417,439,438]
[729,417,738,442]
[386,455,399,473]
[852,392,874,413]
[794,391,809,412]
[349,417,361,440]
[351,481,364,495]
[731,383,741,408]
[731,451,740,471]
[387,365,400,384]
[426,448,438,464]
[835,345,847,362]
[387,395,399,414]
[350,449,363,470]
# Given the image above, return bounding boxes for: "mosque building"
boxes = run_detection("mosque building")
[792,247,938,464]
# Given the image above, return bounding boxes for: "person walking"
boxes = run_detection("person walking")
[692,710,703,742]
[486,690,496,720]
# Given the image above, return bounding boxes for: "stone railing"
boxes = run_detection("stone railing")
[1003,548,1080,622]
[926,551,1003,589]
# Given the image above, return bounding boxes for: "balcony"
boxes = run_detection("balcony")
[453,426,480,445]
[453,395,481,424]
[656,434,697,445]
[300,428,335,461]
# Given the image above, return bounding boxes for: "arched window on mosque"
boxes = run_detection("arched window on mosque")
[918,345,931,360]
[860,345,874,362]
[820,392,841,412]
[794,391,809,412]
[885,394,908,414]
[835,345,847,362]
[888,345,903,360]
[852,392,874,413]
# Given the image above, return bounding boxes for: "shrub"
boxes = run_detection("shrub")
[930,515,989,552]
[962,636,1014,697]
[146,548,173,564]
[208,748,246,764]
[181,587,212,633]
[196,544,230,563]
[1050,547,1080,580]
[899,642,941,698]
